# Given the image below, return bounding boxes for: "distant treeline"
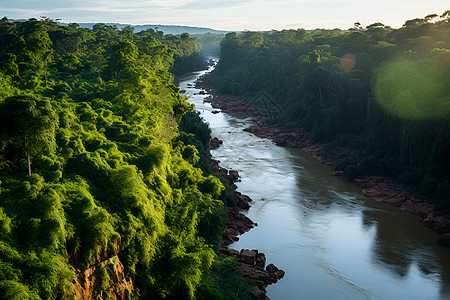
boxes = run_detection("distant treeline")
[63,23,230,35]
[206,11,450,210]
[10,19,231,35]
[0,17,250,299]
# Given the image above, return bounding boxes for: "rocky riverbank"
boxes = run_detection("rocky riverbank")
[197,77,450,238]
[209,145,285,299]
[197,80,345,166]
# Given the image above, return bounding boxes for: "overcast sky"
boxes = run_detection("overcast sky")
[1,0,449,31]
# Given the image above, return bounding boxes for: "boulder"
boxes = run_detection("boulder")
[266,263,277,273]
[238,194,252,210]
[238,265,271,282]
[422,217,435,227]
[332,171,345,177]
[218,247,239,257]
[362,188,388,198]
[239,249,258,265]
[255,253,266,270]
[274,270,285,280]
[250,286,269,300]
[209,137,223,150]
[434,217,450,234]
[229,170,240,181]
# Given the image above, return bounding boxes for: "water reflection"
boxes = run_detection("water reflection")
[179,67,450,300]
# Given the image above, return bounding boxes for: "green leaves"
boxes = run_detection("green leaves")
[0,95,58,175]
[0,18,226,300]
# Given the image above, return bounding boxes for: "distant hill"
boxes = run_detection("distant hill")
[62,23,230,35]
[7,18,230,35]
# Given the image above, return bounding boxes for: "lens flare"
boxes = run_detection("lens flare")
[340,54,356,72]
[374,58,449,120]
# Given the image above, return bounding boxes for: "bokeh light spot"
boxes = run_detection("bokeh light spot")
[340,54,356,72]
[374,58,450,120]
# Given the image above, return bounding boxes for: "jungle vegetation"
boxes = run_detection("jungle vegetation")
[0,17,249,299]
[206,11,450,211]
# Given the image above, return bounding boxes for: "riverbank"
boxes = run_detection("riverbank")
[196,77,450,239]
[209,156,285,299]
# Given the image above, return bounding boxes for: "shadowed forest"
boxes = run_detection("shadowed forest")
[206,11,450,211]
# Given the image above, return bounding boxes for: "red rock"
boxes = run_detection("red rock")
[250,286,269,300]
[381,196,404,206]
[238,194,252,210]
[255,253,266,270]
[239,249,257,265]
[266,263,278,273]
[332,171,345,177]
[238,265,271,282]
[229,170,240,181]
[363,188,388,198]
[209,137,223,150]
[274,270,285,279]
[434,217,450,234]
[218,247,239,257]
[422,218,435,227]
[74,255,134,300]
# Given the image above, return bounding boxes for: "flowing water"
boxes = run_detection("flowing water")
[179,63,450,300]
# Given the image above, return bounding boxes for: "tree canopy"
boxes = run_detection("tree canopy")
[0,17,246,300]
[207,10,450,209]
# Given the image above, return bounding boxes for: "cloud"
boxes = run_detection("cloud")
[1,0,448,31]
[179,0,255,10]
[286,23,304,28]
[0,7,45,16]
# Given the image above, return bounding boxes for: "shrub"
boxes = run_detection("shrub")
[196,257,252,300]
[334,153,358,172]
[0,280,40,300]
[419,175,439,196]
[358,155,383,176]
[345,165,361,181]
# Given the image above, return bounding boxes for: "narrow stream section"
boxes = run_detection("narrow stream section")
[179,63,450,300]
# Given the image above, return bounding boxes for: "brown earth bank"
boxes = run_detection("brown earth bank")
[74,254,134,300]
[210,150,285,299]
[71,237,136,299]
[197,77,450,238]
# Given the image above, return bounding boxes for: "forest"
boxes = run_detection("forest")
[0,18,249,299]
[206,11,450,211]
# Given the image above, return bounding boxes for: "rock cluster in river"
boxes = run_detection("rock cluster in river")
[209,137,285,299]
[209,137,223,150]
[198,77,450,237]
[217,207,285,299]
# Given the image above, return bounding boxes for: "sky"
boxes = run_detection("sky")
[0,0,449,31]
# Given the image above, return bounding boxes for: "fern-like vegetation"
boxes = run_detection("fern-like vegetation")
[0,17,241,299]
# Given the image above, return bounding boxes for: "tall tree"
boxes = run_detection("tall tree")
[0,95,58,176]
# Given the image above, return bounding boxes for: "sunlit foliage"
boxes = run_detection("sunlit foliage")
[0,17,228,299]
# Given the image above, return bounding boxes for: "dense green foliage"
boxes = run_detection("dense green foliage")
[0,17,239,299]
[196,257,252,300]
[207,12,450,210]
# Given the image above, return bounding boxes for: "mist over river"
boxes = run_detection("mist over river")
[179,63,450,300]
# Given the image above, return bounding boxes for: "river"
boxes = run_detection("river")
[179,63,450,300]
